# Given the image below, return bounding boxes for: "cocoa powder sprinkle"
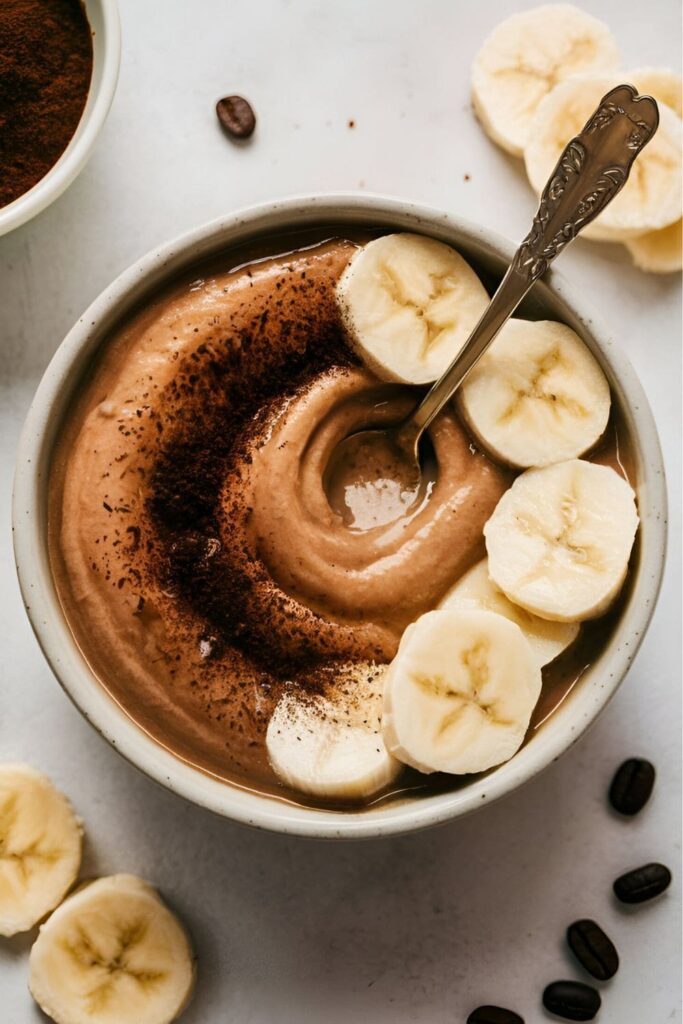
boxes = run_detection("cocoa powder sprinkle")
[0,0,93,208]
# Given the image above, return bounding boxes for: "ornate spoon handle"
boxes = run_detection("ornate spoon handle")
[397,84,659,450]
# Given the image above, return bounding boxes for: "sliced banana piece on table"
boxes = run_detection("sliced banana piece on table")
[0,763,82,937]
[29,874,195,1024]
[485,460,639,623]
[439,558,579,669]
[628,66,682,118]
[382,608,542,775]
[336,233,489,384]
[266,664,401,801]
[458,318,611,468]
[471,4,619,157]
[625,218,682,274]
[525,77,683,242]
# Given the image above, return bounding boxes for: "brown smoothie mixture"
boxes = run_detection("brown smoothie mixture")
[48,231,634,808]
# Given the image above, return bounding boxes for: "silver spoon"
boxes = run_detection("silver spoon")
[326,85,659,526]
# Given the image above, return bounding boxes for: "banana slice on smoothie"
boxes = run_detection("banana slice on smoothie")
[266,665,401,801]
[471,4,619,156]
[484,460,639,623]
[0,763,82,937]
[525,77,683,242]
[29,874,195,1024]
[439,558,579,669]
[336,233,489,384]
[458,319,611,467]
[382,609,542,775]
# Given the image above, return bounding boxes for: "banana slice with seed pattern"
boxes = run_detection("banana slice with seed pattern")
[439,558,579,669]
[336,233,489,384]
[382,608,542,775]
[266,664,401,800]
[471,4,619,156]
[0,763,82,937]
[458,319,611,468]
[29,874,195,1024]
[525,76,683,242]
[485,460,638,623]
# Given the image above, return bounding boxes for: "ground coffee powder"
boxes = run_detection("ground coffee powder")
[0,0,93,208]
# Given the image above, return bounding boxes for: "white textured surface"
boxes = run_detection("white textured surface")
[0,1,680,1021]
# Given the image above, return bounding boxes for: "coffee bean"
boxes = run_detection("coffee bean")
[566,919,619,980]
[467,1006,524,1024]
[613,862,672,904]
[609,758,655,815]
[542,981,601,1021]
[216,95,256,139]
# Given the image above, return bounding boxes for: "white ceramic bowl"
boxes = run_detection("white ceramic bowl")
[0,0,120,238]
[12,195,667,838]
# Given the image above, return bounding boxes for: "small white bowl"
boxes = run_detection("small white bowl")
[12,195,667,839]
[0,0,120,238]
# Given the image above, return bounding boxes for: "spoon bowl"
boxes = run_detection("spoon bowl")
[324,424,433,528]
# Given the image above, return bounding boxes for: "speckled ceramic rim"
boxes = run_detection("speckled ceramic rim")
[12,194,667,838]
[0,0,121,238]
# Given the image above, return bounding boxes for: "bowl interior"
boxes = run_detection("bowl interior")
[12,196,667,838]
[0,0,120,237]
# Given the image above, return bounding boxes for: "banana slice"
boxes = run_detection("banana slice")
[266,664,401,801]
[625,218,682,274]
[628,67,682,118]
[382,608,542,775]
[29,874,195,1024]
[439,558,579,669]
[0,764,82,937]
[458,318,611,468]
[336,233,489,384]
[485,460,639,623]
[525,76,683,242]
[471,4,619,157]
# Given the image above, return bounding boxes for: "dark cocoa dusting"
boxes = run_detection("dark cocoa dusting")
[146,251,359,682]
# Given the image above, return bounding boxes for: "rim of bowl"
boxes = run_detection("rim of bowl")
[12,193,668,839]
[0,0,121,238]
